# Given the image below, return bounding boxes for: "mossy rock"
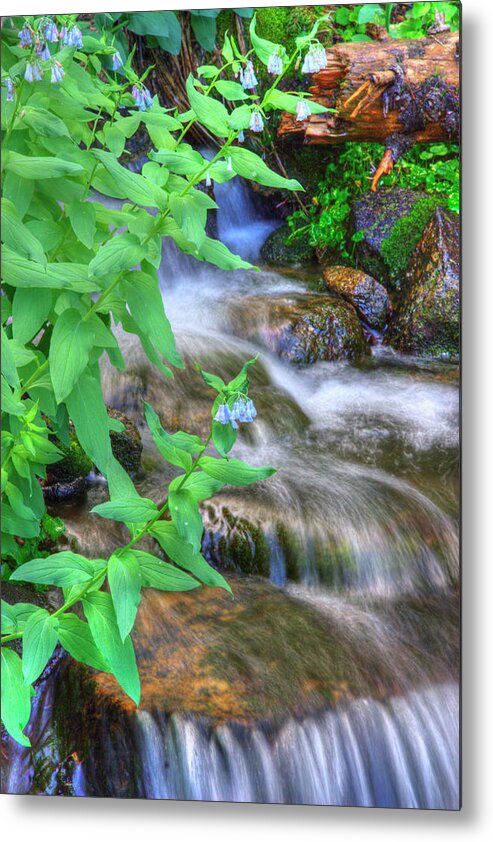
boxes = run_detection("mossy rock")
[350,188,441,289]
[47,431,92,484]
[388,207,460,357]
[260,224,316,267]
[233,292,369,365]
[323,266,390,331]
[108,408,143,477]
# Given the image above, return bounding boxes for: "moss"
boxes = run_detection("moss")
[49,432,93,482]
[380,196,442,285]
[2,512,66,568]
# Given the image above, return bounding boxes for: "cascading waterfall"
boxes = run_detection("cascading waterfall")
[2,173,460,808]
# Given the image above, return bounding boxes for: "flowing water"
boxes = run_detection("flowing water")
[2,177,460,808]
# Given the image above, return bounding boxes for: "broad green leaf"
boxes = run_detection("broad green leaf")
[23,107,70,138]
[265,90,328,116]
[4,151,84,179]
[58,613,110,672]
[150,521,232,593]
[1,198,46,264]
[190,12,217,51]
[10,552,96,587]
[108,552,142,640]
[82,591,140,705]
[186,75,230,138]
[66,202,96,249]
[249,13,280,64]
[91,497,158,523]
[2,169,34,218]
[92,150,166,209]
[1,328,20,387]
[2,248,99,293]
[49,308,95,402]
[198,237,254,271]
[200,456,277,486]
[133,549,200,591]
[12,288,52,345]
[169,193,206,249]
[1,648,32,747]
[143,401,193,471]
[1,602,40,634]
[228,147,303,191]
[212,419,238,457]
[122,271,182,368]
[169,470,224,501]
[194,364,226,393]
[150,145,205,176]
[89,234,144,279]
[22,608,59,684]
[168,488,203,553]
[215,80,250,101]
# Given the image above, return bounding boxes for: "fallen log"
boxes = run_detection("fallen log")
[278,31,459,189]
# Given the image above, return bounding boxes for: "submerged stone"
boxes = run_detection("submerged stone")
[233,293,369,364]
[323,265,390,331]
[388,207,460,356]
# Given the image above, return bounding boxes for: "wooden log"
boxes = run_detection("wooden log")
[278,32,459,146]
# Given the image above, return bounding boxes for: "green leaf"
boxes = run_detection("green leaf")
[91,497,158,524]
[215,80,250,101]
[108,552,142,640]
[200,456,277,486]
[169,470,224,501]
[1,648,32,747]
[169,193,206,250]
[190,13,217,51]
[212,419,238,457]
[122,271,182,368]
[89,234,144,279]
[58,613,110,672]
[4,151,84,179]
[265,90,328,116]
[2,248,98,293]
[168,488,203,553]
[249,14,280,65]
[150,521,232,593]
[66,202,96,249]
[198,236,254,271]
[22,608,59,685]
[186,75,230,138]
[49,308,95,402]
[143,402,193,471]
[10,552,96,587]
[12,288,52,345]
[358,3,383,24]
[195,364,226,393]
[92,150,166,209]
[82,591,140,705]
[228,148,303,191]
[23,107,70,138]
[1,198,47,265]
[1,602,40,634]
[133,550,200,592]
[150,145,206,176]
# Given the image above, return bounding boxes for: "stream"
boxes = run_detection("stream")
[2,176,460,809]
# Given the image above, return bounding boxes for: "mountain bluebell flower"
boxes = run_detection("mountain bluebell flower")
[296,99,311,122]
[5,78,14,102]
[227,156,233,173]
[65,25,83,48]
[18,26,32,47]
[238,130,245,143]
[240,61,258,90]
[301,50,317,74]
[249,110,264,133]
[40,44,51,61]
[50,62,64,84]
[314,45,327,70]
[205,171,212,187]
[59,26,67,42]
[24,62,35,82]
[111,51,123,71]
[214,403,232,425]
[44,21,59,42]
[267,51,283,75]
[142,87,153,109]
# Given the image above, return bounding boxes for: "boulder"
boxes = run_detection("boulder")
[323,266,390,331]
[233,293,369,364]
[350,187,439,287]
[388,207,460,356]
[260,224,316,266]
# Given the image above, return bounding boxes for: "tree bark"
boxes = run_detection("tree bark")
[278,32,459,146]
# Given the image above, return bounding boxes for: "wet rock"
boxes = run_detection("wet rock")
[43,476,86,504]
[108,408,143,477]
[234,293,369,364]
[388,207,460,356]
[47,431,92,485]
[323,266,390,331]
[260,224,316,267]
[350,187,438,287]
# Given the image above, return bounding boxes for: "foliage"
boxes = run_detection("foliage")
[1,11,331,746]
[331,2,459,43]
[380,196,441,282]
[286,141,459,261]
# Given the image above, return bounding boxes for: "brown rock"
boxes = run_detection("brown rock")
[323,266,390,331]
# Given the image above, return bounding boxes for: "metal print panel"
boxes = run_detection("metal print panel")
[1,2,461,809]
